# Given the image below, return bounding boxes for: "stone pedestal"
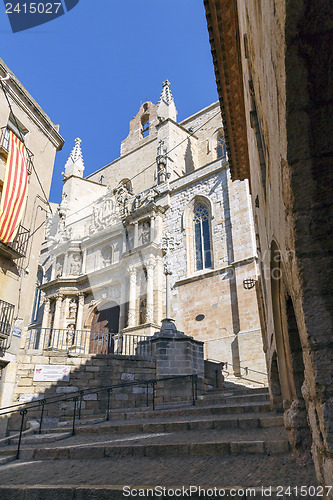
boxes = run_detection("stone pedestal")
[151,319,204,378]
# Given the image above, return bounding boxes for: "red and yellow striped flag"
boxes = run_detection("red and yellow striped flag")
[0,131,28,243]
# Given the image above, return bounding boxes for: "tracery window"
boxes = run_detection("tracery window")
[216,133,226,159]
[194,204,212,271]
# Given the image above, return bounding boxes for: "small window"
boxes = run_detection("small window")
[7,113,28,145]
[216,133,226,159]
[194,204,212,271]
[141,115,150,138]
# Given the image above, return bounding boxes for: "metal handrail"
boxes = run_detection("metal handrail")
[223,361,268,377]
[0,373,198,459]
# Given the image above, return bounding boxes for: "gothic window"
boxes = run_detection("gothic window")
[31,266,43,323]
[141,115,150,138]
[193,204,212,271]
[216,133,226,159]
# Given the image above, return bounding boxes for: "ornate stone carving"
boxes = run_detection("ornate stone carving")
[139,220,151,245]
[101,245,112,267]
[55,257,63,278]
[68,298,78,319]
[156,139,169,184]
[145,255,156,274]
[128,266,137,284]
[69,253,82,276]
[89,191,118,234]
[133,188,159,210]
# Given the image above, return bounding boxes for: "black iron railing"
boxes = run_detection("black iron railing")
[0,299,14,342]
[0,374,198,460]
[4,224,29,258]
[26,327,153,357]
[222,361,268,378]
[0,126,33,174]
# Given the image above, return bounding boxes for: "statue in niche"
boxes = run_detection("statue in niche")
[101,245,112,267]
[55,259,63,278]
[114,182,133,217]
[66,324,75,346]
[139,220,151,245]
[156,140,168,184]
[70,253,81,275]
[139,297,147,325]
[68,299,78,320]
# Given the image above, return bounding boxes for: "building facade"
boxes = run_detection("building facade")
[0,58,64,428]
[204,0,333,486]
[29,81,266,381]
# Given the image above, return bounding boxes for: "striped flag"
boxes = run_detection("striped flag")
[0,131,28,243]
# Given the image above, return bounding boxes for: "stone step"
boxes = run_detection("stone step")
[196,392,270,405]
[0,455,16,466]
[0,453,318,496]
[58,401,273,425]
[9,432,71,445]
[205,385,269,396]
[0,484,319,500]
[40,412,284,436]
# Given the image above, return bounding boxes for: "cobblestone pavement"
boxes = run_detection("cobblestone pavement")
[0,455,317,487]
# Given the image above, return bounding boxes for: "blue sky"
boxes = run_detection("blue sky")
[0,0,218,202]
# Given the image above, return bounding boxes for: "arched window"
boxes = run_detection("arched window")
[194,204,212,271]
[141,115,150,138]
[31,266,43,323]
[216,133,226,159]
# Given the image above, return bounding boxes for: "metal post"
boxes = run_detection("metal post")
[78,391,84,420]
[191,375,195,406]
[215,369,219,389]
[152,382,156,411]
[16,409,27,459]
[195,374,198,401]
[72,396,78,436]
[146,381,149,407]
[106,388,112,421]
[39,399,46,434]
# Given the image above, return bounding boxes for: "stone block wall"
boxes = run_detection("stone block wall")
[7,352,156,430]
[152,337,204,378]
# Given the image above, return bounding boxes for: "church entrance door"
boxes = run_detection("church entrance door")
[90,302,120,354]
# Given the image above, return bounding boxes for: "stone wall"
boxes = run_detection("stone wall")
[7,351,156,429]
[204,0,333,486]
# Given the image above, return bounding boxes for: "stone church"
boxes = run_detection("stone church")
[29,81,266,379]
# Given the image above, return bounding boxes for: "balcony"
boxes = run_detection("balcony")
[0,224,29,259]
[0,127,33,175]
[26,327,153,358]
[0,299,14,343]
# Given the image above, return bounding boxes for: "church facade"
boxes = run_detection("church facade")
[30,81,266,379]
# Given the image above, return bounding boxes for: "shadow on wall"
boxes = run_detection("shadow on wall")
[0,349,196,436]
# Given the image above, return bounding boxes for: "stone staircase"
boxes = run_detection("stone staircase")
[0,382,318,499]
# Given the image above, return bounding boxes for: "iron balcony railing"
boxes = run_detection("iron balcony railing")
[0,126,33,175]
[26,327,153,358]
[0,299,14,342]
[0,224,30,259]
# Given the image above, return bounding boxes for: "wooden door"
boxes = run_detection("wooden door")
[90,302,119,354]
